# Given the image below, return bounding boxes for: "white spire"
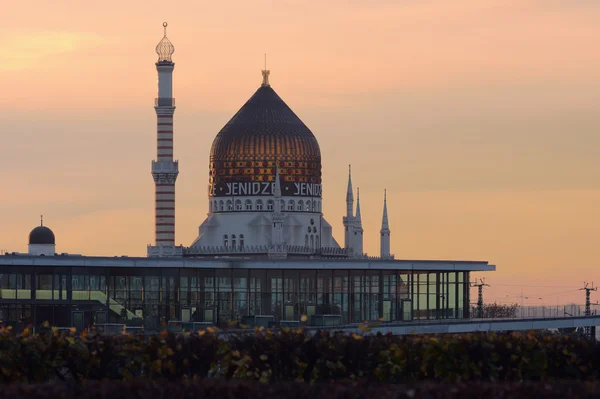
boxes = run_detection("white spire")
[354,187,364,257]
[355,187,362,223]
[343,164,355,252]
[274,166,281,200]
[382,189,389,229]
[380,189,391,259]
[346,164,354,218]
[269,165,287,259]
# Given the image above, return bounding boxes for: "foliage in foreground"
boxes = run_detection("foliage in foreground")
[470,302,520,318]
[0,326,599,384]
[2,380,600,399]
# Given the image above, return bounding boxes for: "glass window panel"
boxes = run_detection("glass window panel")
[0,274,15,289]
[233,270,248,320]
[428,273,437,319]
[16,273,32,300]
[216,270,232,321]
[36,274,52,300]
[457,283,464,318]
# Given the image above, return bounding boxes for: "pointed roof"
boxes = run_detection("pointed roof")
[381,189,389,231]
[210,72,321,163]
[355,187,362,223]
[346,165,354,203]
[274,167,282,198]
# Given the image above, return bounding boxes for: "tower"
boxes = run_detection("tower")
[380,189,391,259]
[354,187,364,257]
[343,165,354,251]
[150,23,180,253]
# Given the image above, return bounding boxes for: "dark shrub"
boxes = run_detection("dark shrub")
[0,327,599,384]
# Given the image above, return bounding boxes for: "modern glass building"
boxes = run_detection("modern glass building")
[0,255,493,332]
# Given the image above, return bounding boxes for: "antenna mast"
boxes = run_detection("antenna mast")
[580,282,597,339]
[470,278,490,318]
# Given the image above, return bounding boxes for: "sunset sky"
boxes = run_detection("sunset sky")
[1,0,600,306]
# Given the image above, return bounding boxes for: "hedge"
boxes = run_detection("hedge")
[0,326,599,383]
[2,380,600,399]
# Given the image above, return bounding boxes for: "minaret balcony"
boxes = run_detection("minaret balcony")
[152,160,179,174]
[155,98,176,107]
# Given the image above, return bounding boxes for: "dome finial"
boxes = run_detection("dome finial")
[40,214,43,226]
[261,54,270,87]
[156,22,175,63]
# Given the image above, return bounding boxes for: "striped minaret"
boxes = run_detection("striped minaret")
[152,22,179,247]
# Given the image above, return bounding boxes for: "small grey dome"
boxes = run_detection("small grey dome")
[29,226,55,245]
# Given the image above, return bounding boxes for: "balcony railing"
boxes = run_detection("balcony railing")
[151,160,179,173]
[155,98,175,107]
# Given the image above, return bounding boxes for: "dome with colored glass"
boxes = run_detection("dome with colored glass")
[209,71,322,194]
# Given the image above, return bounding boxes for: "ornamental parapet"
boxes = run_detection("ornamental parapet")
[184,244,351,258]
[152,160,179,173]
[362,254,396,260]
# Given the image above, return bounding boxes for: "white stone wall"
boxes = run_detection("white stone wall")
[207,196,322,214]
[190,196,338,251]
[28,244,55,256]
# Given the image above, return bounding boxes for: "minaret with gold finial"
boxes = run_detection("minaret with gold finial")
[149,22,180,256]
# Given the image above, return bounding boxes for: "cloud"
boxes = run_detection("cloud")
[1,31,104,70]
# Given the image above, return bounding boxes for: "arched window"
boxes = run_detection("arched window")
[226,200,233,211]
[317,201,322,212]
[310,235,314,250]
[256,199,263,210]
[240,234,244,248]
[235,199,242,211]
[267,200,274,211]
[280,199,285,210]
[312,201,316,212]
[304,235,309,247]
[219,200,224,211]
[232,234,237,248]
[245,199,252,210]
[297,200,303,211]
[288,200,295,211]
[316,235,320,249]
[223,234,228,248]
[306,201,311,211]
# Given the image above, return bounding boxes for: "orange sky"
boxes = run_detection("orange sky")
[1,0,600,306]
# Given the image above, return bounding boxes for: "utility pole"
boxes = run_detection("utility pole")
[580,282,597,339]
[471,279,490,318]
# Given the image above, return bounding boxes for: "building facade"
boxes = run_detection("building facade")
[0,24,495,332]
[0,256,489,331]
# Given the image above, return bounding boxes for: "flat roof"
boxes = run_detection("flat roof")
[0,254,495,272]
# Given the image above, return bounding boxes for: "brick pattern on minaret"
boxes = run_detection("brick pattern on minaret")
[152,24,178,247]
